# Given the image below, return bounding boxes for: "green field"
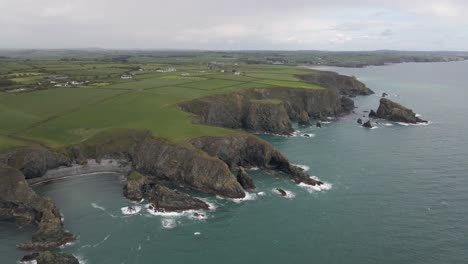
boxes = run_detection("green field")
[0,55,326,149]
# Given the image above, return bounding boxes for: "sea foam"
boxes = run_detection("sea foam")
[121,206,142,215]
[298,176,333,193]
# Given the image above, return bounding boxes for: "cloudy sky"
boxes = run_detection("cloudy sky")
[1,0,467,50]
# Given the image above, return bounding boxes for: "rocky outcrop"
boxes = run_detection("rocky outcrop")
[21,251,79,264]
[0,147,71,179]
[179,87,344,135]
[362,120,373,128]
[376,98,427,123]
[72,130,245,198]
[369,110,378,118]
[123,171,148,201]
[297,71,374,96]
[276,188,287,197]
[0,166,74,250]
[236,167,255,190]
[298,110,311,126]
[357,118,363,124]
[191,134,323,186]
[340,96,355,113]
[148,185,209,212]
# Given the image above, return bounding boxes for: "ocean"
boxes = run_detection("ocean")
[1,61,467,263]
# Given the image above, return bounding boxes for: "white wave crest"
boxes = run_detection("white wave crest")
[396,122,409,126]
[161,218,177,229]
[257,192,266,196]
[301,133,315,138]
[299,180,333,193]
[121,206,142,215]
[231,192,257,203]
[194,232,201,236]
[91,203,106,211]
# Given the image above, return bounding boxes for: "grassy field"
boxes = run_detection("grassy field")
[0,56,325,150]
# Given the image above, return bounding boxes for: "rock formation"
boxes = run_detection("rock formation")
[148,185,209,212]
[0,147,71,179]
[123,171,147,201]
[236,167,255,190]
[369,110,378,118]
[21,251,79,264]
[191,134,323,186]
[357,118,363,124]
[376,98,427,123]
[298,110,311,126]
[362,120,373,128]
[0,166,74,250]
[179,87,344,135]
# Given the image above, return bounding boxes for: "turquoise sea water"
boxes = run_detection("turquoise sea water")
[1,61,468,263]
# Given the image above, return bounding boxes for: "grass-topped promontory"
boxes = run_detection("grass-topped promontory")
[0,56,325,150]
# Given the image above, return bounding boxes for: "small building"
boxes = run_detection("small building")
[121,75,133,80]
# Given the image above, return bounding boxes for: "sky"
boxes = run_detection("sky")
[1,0,467,50]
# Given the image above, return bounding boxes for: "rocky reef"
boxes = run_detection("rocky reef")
[0,166,74,250]
[374,98,427,123]
[148,184,209,212]
[297,71,374,96]
[21,251,79,264]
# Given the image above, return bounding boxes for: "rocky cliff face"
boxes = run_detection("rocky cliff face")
[191,134,323,186]
[297,71,374,96]
[376,98,427,123]
[179,87,346,135]
[71,130,245,199]
[0,166,74,250]
[0,147,71,179]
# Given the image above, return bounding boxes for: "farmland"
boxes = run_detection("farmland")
[0,54,322,150]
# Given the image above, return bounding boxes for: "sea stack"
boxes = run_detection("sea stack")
[376,98,427,123]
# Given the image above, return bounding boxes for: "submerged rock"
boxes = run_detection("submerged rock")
[148,185,209,212]
[382,92,388,97]
[298,111,311,126]
[376,98,427,123]
[0,166,75,250]
[21,251,79,264]
[357,118,363,124]
[276,188,287,196]
[362,120,373,128]
[236,167,255,190]
[316,122,322,128]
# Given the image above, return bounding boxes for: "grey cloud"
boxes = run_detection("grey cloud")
[0,0,468,50]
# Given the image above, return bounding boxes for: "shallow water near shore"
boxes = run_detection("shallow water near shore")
[2,61,468,263]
